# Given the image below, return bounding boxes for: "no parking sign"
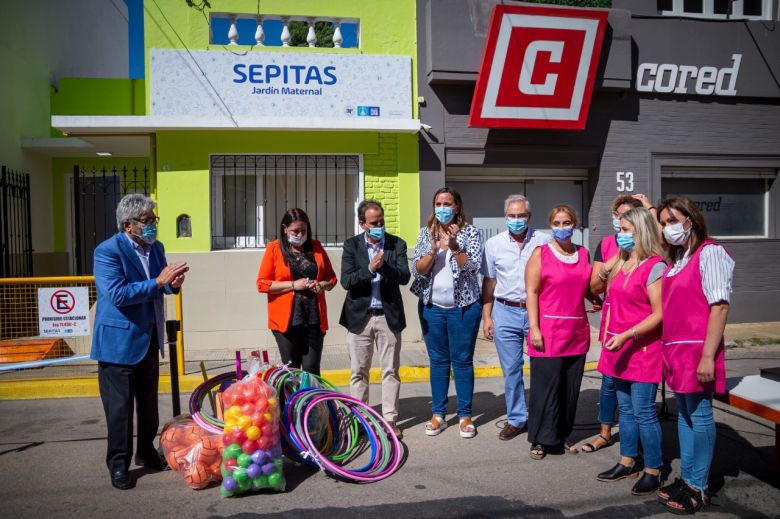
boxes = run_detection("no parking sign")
[37,287,90,337]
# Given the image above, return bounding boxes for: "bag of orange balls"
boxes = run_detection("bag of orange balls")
[160,415,223,490]
[219,364,285,497]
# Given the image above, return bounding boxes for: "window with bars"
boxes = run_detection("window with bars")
[210,154,360,250]
[658,0,774,19]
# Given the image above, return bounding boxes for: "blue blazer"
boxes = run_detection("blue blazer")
[90,232,175,365]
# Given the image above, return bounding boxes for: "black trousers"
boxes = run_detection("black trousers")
[528,354,586,447]
[272,325,324,375]
[98,330,160,474]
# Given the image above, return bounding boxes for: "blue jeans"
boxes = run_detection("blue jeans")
[492,302,528,427]
[676,391,716,492]
[419,300,482,417]
[599,374,618,425]
[614,378,662,469]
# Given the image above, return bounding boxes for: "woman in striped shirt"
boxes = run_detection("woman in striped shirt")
[656,196,734,515]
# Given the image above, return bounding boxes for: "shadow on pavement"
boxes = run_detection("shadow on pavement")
[212,493,772,518]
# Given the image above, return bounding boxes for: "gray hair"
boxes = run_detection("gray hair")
[116,194,156,230]
[504,194,531,213]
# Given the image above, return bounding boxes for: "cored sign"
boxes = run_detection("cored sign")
[468,5,607,130]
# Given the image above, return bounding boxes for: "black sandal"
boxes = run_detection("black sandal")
[581,434,613,453]
[658,478,686,504]
[530,443,547,460]
[663,482,710,515]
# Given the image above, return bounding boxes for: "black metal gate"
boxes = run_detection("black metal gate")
[0,165,33,278]
[72,165,149,275]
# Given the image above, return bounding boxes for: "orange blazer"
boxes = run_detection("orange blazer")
[256,239,338,333]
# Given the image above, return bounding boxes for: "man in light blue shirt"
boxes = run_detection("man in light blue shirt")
[481,194,551,440]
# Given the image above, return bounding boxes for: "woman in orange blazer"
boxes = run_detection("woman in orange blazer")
[257,208,337,375]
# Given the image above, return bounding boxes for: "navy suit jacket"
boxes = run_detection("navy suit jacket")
[90,232,175,365]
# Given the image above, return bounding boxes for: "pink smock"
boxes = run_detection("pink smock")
[598,234,620,343]
[530,244,592,358]
[598,256,664,384]
[661,240,727,394]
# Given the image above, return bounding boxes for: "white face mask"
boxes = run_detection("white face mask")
[663,218,690,246]
[612,218,622,233]
[288,232,306,246]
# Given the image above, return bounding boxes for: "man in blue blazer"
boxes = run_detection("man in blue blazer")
[91,194,188,490]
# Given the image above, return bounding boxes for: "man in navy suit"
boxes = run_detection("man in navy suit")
[91,194,188,490]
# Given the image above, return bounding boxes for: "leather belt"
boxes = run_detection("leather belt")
[496,298,526,309]
[367,308,385,316]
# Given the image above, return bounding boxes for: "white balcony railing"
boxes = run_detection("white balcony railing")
[209,13,359,48]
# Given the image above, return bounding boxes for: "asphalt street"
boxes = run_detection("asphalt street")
[0,345,779,519]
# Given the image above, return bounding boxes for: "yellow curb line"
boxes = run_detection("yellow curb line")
[0,361,599,400]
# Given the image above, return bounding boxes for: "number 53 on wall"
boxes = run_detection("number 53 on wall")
[616,171,634,192]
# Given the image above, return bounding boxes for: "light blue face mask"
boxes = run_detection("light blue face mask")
[435,207,454,225]
[612,218,622,233]
[551,225,574,242]
[616,232,635,252]
[140,223,157,245]
[366,225,385,240]
[506,218,528,234]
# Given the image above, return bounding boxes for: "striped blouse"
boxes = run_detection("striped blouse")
[667,243,735,305]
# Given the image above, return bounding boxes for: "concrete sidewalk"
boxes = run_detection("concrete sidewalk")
[1,322,779,400]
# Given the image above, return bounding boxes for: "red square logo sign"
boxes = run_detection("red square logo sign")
[468,5,608,130]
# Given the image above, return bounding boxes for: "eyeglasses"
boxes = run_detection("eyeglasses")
[132,216,160,225]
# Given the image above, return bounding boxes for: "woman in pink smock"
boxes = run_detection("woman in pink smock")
[593,207,666,495]
[525,205,602,460]
[585,194,649,453]
[656,197,734,515]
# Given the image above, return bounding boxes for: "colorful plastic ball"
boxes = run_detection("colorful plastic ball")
[225,405,242,419]
[220,465,232,478]
[232,467,248,484]
[225,443,243,459]
[252,475,268,489]
[236,415,252,431]
[245,425,261,441]
[237,478,251,493]
[263,412,273,423]
[250,450,267,465]
[241,439,258,454]
[261,462,274,475]
[250,412,266,426]
[224,458,238,472]
[221,391,236,408]
[222,477,237,492]
[268,472,282,488]
[237,453,252,468]
[254,398,268,413]
[256,436,270,450]
[240,402,256,416]
[233,430,247,445]
[246,463,261,479]
[220,487,234,498]
[261,423,273,436]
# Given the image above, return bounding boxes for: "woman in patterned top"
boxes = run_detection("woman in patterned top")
[411,187,483,439]
[257,208,337,375]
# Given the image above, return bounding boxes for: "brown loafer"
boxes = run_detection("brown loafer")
[498,423,527,441]
[387,421,403,440]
